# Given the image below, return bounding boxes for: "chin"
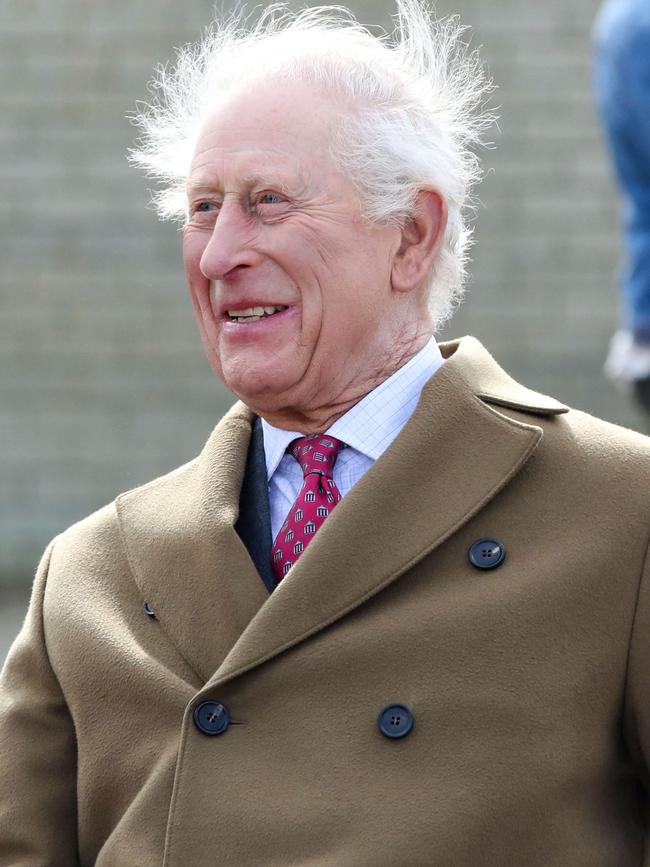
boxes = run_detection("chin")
[218,368,297,411]
[209,341,310,410]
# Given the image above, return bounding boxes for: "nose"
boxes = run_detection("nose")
[199,199,259,280]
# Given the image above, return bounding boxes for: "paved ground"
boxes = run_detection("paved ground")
[0,591,30,668]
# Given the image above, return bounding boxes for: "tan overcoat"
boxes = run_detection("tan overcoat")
[3,336,650,866]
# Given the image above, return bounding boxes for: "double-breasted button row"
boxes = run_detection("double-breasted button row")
[193,700,416,739]
[159,536,504,740]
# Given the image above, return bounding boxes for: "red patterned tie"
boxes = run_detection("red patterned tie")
[271,435,344,583]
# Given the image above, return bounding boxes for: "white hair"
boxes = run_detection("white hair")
[129,0,496,329]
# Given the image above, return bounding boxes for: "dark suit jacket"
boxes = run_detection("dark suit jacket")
[234,415,275,593]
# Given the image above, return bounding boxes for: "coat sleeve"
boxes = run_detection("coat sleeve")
[0,540,80,866]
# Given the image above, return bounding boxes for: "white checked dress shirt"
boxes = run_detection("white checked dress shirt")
[262,337,445,541]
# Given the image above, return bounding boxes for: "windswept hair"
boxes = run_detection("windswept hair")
[129,0,496,328]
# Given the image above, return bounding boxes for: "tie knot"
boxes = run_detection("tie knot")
[290,435,344,478]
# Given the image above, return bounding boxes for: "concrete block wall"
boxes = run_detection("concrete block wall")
[0,0,638,591]
[436,0,632,425]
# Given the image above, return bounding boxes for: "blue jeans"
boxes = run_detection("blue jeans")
[594,0,650,340]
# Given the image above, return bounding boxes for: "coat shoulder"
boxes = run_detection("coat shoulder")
[46,398,253,579]
[445,336,650,500]
[561,406,650,457]
[544,404,650,476]
[499,399,650,520]
[54,457,198,548]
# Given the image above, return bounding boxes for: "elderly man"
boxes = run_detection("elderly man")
[2,1,650,865]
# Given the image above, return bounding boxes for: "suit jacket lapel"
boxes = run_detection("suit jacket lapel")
[235,416,275,594]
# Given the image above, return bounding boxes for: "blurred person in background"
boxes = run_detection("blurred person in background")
[595,0,650,409]
[3,1,650,865]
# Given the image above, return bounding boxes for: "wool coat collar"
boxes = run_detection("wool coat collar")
[115,336,568,691]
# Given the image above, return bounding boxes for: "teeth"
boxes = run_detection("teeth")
[227,305,288,321]
[228,307,260,317]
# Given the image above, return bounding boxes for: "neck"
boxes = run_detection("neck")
[257,329,434,434]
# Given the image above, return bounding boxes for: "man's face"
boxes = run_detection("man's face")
[183,82,405,420]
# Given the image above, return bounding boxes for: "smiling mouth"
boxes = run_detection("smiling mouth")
[226,305,288,323]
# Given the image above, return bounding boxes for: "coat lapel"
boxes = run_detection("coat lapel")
[115,402,268,684]
[208,336,567,688]
[116,337,568,688]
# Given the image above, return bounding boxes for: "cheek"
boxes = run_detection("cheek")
[183,230,211,307]
[183,241,220,360]
[183,228,209,280]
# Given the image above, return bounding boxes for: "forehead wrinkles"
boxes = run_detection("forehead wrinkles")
[193,102,334,159]
[187,152,311,198]
[189,88,339,180]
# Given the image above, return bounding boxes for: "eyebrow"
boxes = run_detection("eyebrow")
[186,173,307,198]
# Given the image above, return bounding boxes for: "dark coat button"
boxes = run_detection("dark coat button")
[143,602,156,619]
[378,704,414,739]
[468,538,506,570]
[193,701,231,736]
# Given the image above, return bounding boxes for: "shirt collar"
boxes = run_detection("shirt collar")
[261,336,444,479]
[260,422,306,482]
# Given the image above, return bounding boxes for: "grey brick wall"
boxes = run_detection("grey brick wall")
[0,0,639,598]
[437,0,633,427]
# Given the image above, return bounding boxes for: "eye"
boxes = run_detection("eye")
[188,200,221,225]
[257,192,283,205]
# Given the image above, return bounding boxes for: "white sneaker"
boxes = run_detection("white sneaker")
[604,330,650,382]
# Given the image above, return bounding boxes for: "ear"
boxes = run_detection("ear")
[391,190,447,294]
